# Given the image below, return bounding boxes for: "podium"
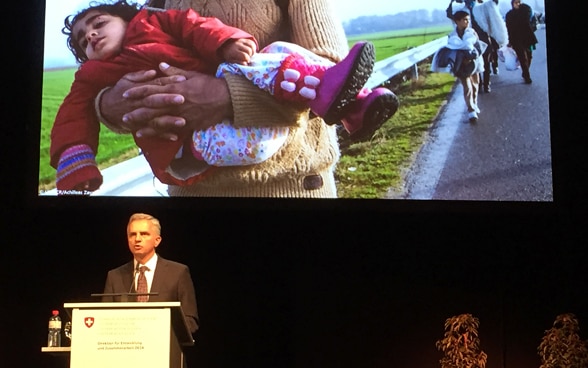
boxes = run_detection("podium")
[47,302,194,368]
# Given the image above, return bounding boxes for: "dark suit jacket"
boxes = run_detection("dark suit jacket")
[102,256,199,333]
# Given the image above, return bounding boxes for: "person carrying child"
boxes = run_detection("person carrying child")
[50,0,399,194]
[432,9,487,123]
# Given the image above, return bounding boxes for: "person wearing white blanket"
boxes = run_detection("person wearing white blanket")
[472,0,509,88]
[432,10,487,122]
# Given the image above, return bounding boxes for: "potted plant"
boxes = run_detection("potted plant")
[538,313,588,368]
[436,313,488,368]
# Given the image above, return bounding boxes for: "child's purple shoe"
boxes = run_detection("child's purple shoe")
[341,87,399,141]
[308,41,376,124]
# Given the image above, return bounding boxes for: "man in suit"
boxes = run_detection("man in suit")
[102,213,199,334]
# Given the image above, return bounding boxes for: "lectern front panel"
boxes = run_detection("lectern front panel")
[70,307,170,368]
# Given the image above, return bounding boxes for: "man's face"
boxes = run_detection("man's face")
[127,219,161,263]
[512,0,521,9]
[456,15,471,31]
[72,10,127,61]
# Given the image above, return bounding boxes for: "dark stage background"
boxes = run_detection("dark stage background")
[3,1,588,367]
[4,207,588,368]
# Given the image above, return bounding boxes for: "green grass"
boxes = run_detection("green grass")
[347,25,452,60]
[335,68,455,198]
[38,26,456,196]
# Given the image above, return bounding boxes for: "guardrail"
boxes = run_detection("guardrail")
[365,37,446,89]
[42,36,447,197]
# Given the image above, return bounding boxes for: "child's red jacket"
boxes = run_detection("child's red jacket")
[50,8,255,189]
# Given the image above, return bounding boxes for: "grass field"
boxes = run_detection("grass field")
[39,69,138,191]
[38,25,455,195]
[347,25,452,60]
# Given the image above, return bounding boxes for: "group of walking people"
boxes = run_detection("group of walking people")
[432,0,539,123]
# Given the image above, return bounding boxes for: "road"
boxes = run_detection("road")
[400,27,553,201]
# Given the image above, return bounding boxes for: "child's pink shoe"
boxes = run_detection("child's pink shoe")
[309,41,375,124]
[274,41,376,124]
[341,87,399,141]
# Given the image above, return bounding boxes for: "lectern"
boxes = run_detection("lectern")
[53,302,194,368]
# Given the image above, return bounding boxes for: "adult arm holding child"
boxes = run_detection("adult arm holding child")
[97,0,349,197]
[99,37,258,139]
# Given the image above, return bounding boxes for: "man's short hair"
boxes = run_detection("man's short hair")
[128,213,161,235]
[453,10,470,21]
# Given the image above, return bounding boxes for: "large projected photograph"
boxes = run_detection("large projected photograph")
[38,0,551,200]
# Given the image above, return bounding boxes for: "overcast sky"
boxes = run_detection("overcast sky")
[43,0,544,68]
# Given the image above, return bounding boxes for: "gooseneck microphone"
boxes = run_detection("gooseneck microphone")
[90,263,158,301]
[123,264,140,301]
[129,264,139,294]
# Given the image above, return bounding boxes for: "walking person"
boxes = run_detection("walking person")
[505,0,538,84]
[471,0,508,91]
[433,10,487,122]
[446,0,499,93]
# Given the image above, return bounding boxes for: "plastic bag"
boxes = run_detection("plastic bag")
[498,46,519,71]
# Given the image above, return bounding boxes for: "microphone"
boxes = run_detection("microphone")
[91,264,156,301]
[120,264,139,302]
[129,263,139,294]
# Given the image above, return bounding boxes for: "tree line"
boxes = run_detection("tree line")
[343,9,450,35]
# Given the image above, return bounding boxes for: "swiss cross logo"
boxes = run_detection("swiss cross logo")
[84,317,95,328]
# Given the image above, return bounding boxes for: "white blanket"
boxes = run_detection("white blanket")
[431,28,488,75]
[472,0,509,46]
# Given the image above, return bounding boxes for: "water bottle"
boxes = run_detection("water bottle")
[47,310,62,347]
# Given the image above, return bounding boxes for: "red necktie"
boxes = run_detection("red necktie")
[136,266,149,302]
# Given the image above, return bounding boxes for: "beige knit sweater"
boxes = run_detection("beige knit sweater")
[162,0,349,197]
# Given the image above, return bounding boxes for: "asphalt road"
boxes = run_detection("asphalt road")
[400,27,553,201]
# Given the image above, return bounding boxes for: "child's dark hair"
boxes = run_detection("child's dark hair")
[63,0,141,63]
[452,10,470,22]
